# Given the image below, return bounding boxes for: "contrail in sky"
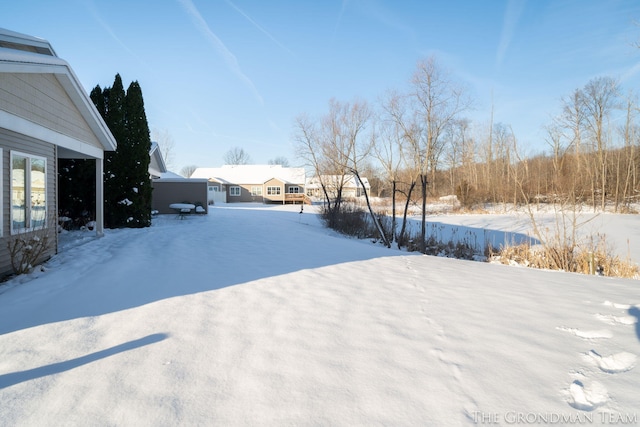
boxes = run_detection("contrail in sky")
[177,0,264,105]
[224,0,295,56]
[83,0,144,67]
[496,0,526,70]
[333,0,350,41]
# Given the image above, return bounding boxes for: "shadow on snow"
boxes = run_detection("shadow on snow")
[0,333,168,389]
[629,306,640,343]
[0,204,535,336]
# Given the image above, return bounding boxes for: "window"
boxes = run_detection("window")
[267,186,281,196]
[251,186,262,196]
[229,186,241,196]
[288,186,300,194]
[11,151,47,233]
[0,148,2,236]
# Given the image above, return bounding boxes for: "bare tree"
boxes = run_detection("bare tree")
[442,118,473,198]
[223,147,252,165]
[310,99,373,210]
[581,76,620,210]
[321,98,373,173]
[294,99,374,232]
[151,128,176,170]
[375,92,404,244]
[180,165,198,178]
[293,113,331,205]
[556,88,588,203]
[615,93,639,211]
[378,89,422,248]
[410,56,472,252]
[268,156,290,167]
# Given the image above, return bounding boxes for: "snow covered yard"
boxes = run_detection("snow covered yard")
[0,204,638,426]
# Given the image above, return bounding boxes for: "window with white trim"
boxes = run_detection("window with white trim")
[267,186,281,195]
[229,186,241,196]
[251,186,262,196]
[11,151,47,233]
[288,186,300,193]
[0,148,2,236]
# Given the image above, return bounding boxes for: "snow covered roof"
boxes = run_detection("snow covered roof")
[154,176,208,183]
[305,174,370,190]
[191,165,306,185]
[0,28,117,156]
[149,141,168,177]
[156,171,194,180]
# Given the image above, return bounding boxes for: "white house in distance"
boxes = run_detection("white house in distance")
[305,174,371,199]
[191,165,307,204]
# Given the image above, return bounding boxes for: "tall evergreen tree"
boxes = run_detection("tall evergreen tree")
[123,81,152,227]
[88,74,152,228]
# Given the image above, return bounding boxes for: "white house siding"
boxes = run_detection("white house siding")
[0,73,101,150]
[0,128,57,276]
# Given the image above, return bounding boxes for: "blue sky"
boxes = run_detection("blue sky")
[4,0,640,172]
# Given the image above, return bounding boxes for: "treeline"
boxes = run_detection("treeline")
[414,76,639,212]
[295,57,639,216]
[293,56,639,254]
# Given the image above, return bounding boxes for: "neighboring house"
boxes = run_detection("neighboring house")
[149,141,208,214]
[191,165,307,204]
[305,175,371,199]
[148,141,168,180]
[0,28,116,277]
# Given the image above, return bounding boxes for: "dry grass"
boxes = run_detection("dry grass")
[489,241,639,279]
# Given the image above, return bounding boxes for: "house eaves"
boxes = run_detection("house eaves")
[0,28,116,157]
[149,141,168,176]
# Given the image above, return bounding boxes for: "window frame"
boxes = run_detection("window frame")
[0,148,2,237]
[266,186,281,196]
[10,150,47,234]
[229,186,241,197]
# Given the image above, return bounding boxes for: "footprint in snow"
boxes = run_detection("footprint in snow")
[567,380,608,411]
[594,313,636,326]
[556,326,613,340]
[603,300,631,310]
[584,350,637,374]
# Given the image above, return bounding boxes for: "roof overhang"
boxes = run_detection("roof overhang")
[154,178,209,183]
[0,32,116,158]
[149,141,167,173]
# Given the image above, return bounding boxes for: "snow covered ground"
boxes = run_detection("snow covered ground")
[0,204,638,426]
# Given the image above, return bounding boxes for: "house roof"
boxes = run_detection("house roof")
[149,141,168,177]
[305,174,370,190]
[0,28,116,158]
[192,165,306,185]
